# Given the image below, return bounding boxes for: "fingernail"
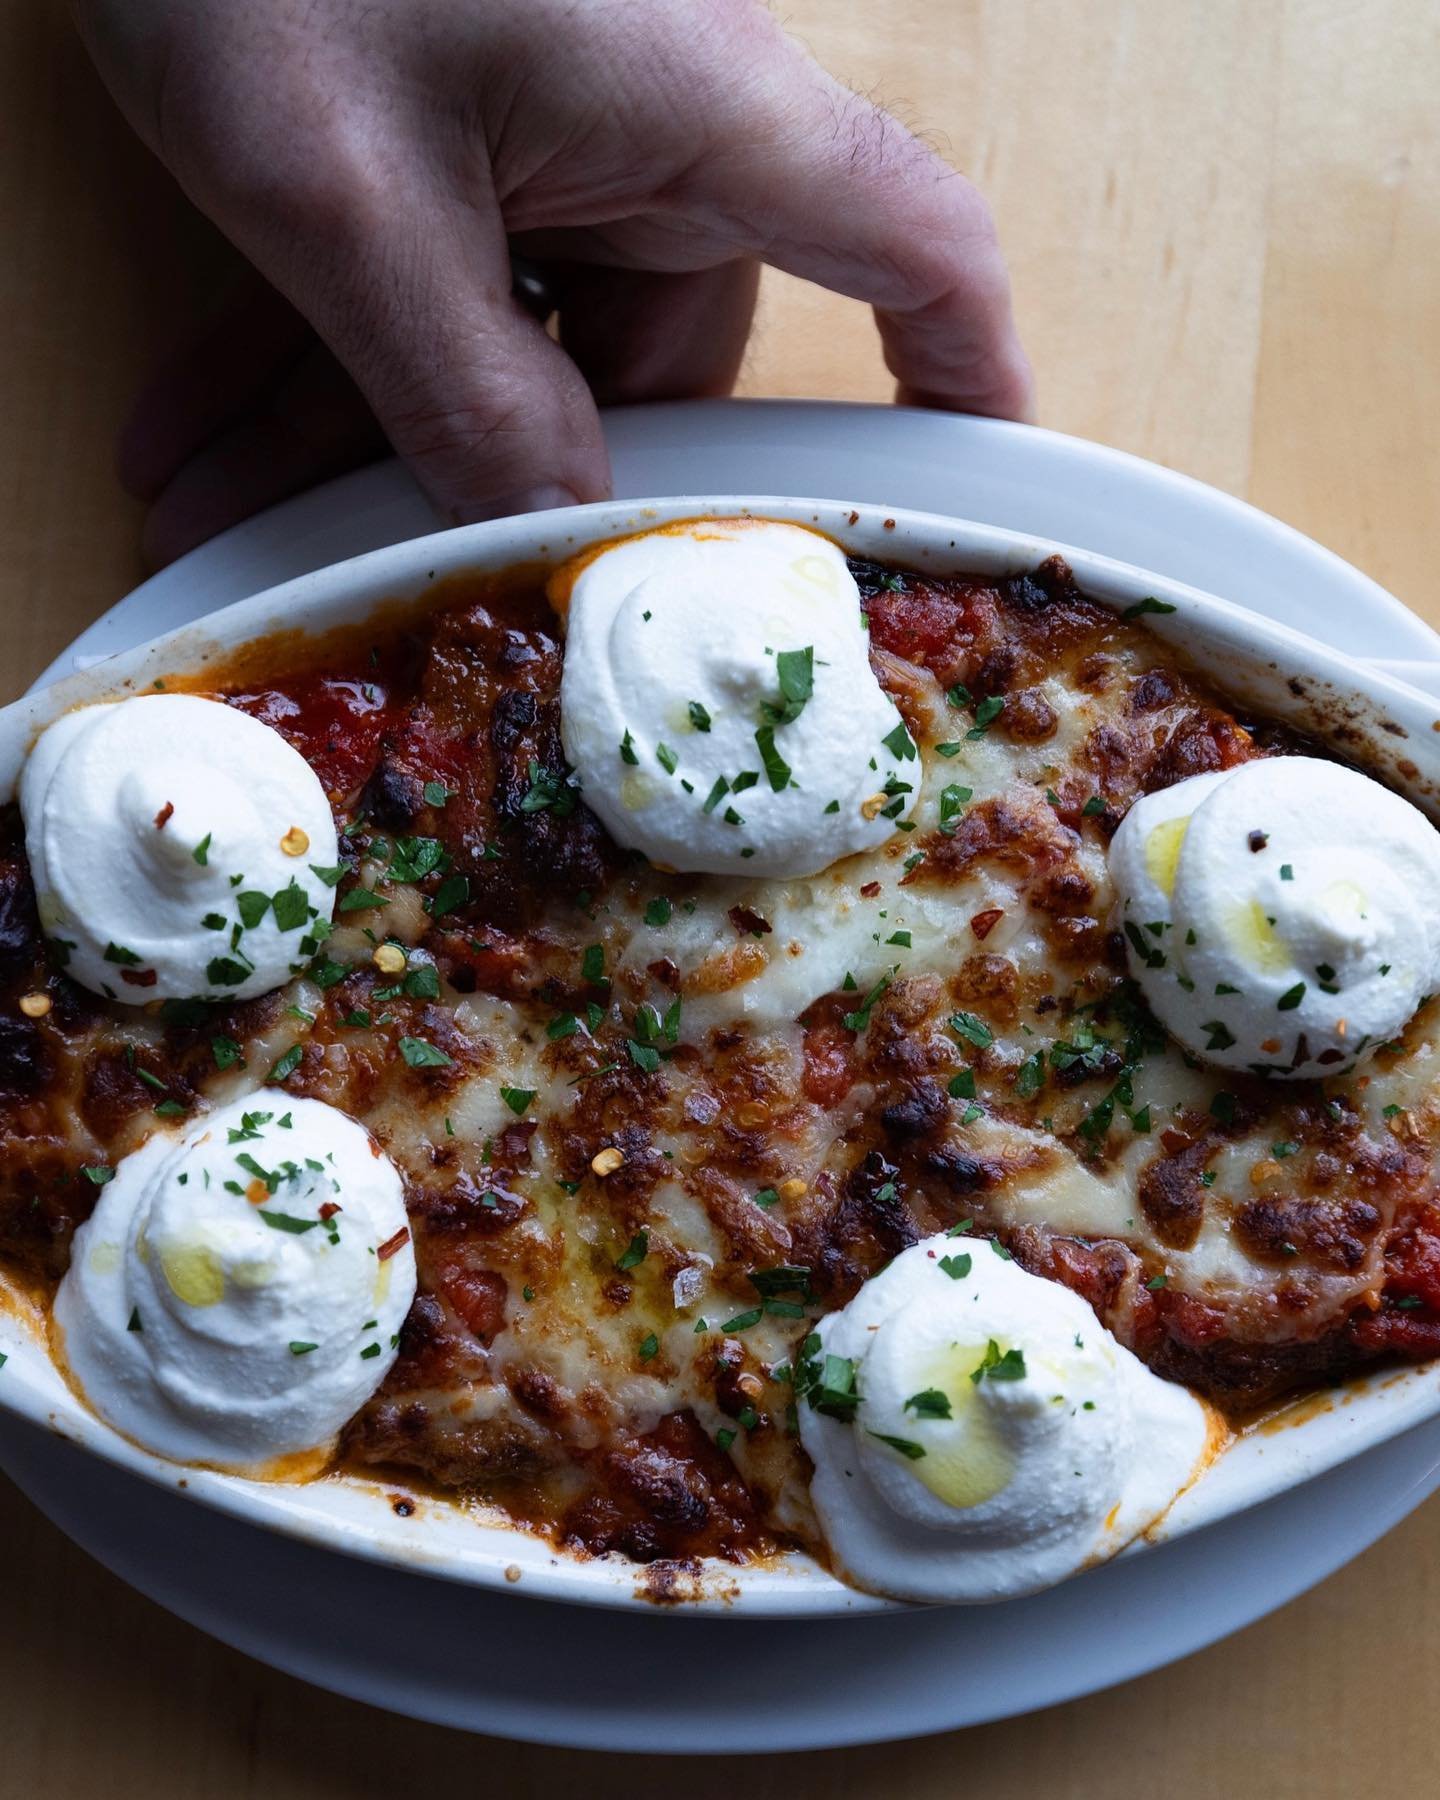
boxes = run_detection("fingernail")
[454,484,582,525]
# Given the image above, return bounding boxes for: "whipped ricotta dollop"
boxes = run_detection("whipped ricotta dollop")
[1110,756,1440,1077]
[797,1236,1209,1603]
[21,694,338,1004]
[557,520,918,877]
[54,1094,415,1471]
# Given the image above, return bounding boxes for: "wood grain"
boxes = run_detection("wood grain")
[3,0,1439,1792]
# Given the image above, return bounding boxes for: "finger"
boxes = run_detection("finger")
[752,85,1033,421]
[139,344,387,568]
[653,38,1035,422]
[117,277,312,501]
[224,181,612,526]
[555,262,761,406]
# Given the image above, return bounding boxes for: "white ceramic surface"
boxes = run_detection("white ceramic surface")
[5,402,1440,1745]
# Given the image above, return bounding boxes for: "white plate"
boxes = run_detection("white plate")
[5,401,1440,1744]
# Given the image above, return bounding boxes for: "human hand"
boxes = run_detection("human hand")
[76,0,1033,565]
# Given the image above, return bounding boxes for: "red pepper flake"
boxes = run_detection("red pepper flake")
[859,881,882,899]
[153,801,174,830]
[120,968,158,987]
[970,908,1004,940]
[318,1201,342,1221]
[1247,829,1268,852]
[377,1226,411,1263]
[727,905,772,937]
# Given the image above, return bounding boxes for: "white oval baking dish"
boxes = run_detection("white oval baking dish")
[2,494,1438,1618]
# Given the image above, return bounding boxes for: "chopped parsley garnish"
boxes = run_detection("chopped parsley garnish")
[754,724,792,792]
[520,760,576,815]
[1147,1274,1169,1290]
[1081,795,1107,818]
[881,721,917,762]
[939,1253,972,1280]
[258,1209,319,1235]
[938,782,973,834]
[388,836,448,883]
[428,873,470,918]
[868,1432,926,1460]
[271,882,310,931]
[627,1039,662,1073]
[970,1339,1026,1383]
[1013,1049,1046,1097]
[403,963,441,1000]
[422,781,453,807]
[615,1231,649,1272]
[192,834,211,866]
[236,890,270,928]
[308,862,347,886]
[950,1010,993,1049]
[103,942,142,966]
[638,1332,660,1362]
[581,943,606,984]
[644,896,672,927]
[338,887,388,913]
[500,1086,535,1116]
[656,742,679,776]
[968,694,1005,738]
[688,701,712,733]
[948,1068,976,1100]
[289,1342,318,1356]
[760,647,814,726]
[1280,863,1294,881]
[547,1013,579,1040]
[904,1389,952,1419]
[1277,981,1306,1010]
[1121,596,1178,619]
[266,1044,304,1084]
[80,1165,114,1186]
[619,730,639,765]
[934,741,962,758]
[399,1037,453,1068]
[1202,1019,1237,1052]
[842,971,891,1033]
[795,1342,860,1420]
[946,683,972,709]
[702,775,730,814]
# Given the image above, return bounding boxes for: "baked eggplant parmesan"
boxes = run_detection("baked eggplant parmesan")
[3,516,1438,1601]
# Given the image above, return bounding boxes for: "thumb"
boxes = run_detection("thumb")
[243,188,611,524]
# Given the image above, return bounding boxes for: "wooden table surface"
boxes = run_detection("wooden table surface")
[4,0,1439,1792]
